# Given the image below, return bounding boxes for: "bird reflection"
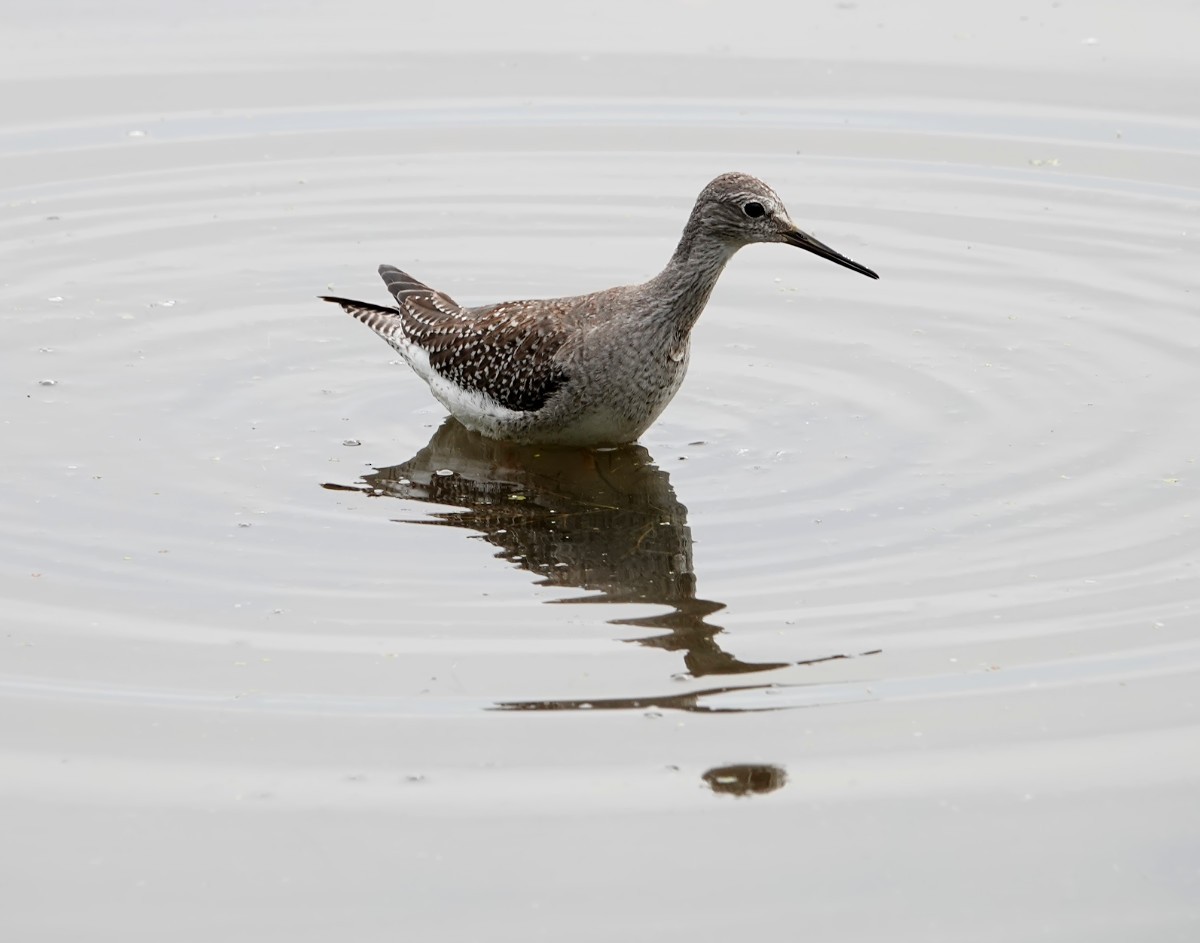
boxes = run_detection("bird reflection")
[323,419,877,707]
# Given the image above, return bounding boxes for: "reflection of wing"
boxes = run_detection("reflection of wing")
[363,419,705,606]
[380,265,573,413]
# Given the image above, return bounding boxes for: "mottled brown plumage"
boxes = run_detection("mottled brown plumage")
[326,268,576,412]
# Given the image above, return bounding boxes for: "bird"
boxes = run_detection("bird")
[321,172,878,446]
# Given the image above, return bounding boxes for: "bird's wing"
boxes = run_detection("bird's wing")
[325,265,572,413]
[378,264,464,318]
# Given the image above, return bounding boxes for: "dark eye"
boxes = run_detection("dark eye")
[742,201,766,218]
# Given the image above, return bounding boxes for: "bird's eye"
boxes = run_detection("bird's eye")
[742,201,766,219]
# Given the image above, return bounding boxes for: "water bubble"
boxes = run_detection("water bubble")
[342,439,361,447]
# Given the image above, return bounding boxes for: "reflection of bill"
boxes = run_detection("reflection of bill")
[324,418,879,710]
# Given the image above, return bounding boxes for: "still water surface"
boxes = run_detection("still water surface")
[2,3,1198,940]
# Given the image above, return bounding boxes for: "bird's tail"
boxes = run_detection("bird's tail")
[320,295,405,343]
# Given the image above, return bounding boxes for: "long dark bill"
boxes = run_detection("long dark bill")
[784,228,879,279]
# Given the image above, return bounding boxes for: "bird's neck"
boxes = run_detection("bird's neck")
[644,224,739,337]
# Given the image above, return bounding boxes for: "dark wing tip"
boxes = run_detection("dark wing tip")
[320,295,400,317]
[320,294,367,308]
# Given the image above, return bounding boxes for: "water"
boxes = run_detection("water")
[3,3,1199,940]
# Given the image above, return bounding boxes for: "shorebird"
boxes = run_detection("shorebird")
[322,172,878,446]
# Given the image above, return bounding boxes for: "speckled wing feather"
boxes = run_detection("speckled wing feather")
[377,264,573,413]
[319,295,403,343]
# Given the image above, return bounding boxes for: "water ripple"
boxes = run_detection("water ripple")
[3,92,1197,724]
